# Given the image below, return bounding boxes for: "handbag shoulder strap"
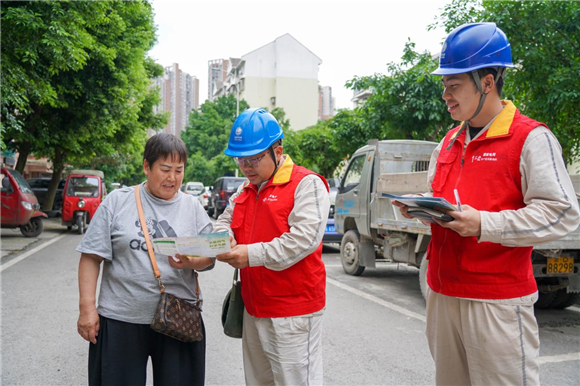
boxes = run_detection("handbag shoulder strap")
[134,185,201,299]
[135,184,165,293]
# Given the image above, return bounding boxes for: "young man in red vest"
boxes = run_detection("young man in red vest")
[394,23,579,385]
[215,108,330,385]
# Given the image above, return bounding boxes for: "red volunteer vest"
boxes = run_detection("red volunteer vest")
[428,101,544,299]
[231,156,328,317]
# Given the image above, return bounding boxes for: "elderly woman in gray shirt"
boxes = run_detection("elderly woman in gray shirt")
[77,133,213,386]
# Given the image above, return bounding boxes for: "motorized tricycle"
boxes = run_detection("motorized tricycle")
[1,167,48,237]
[61,170,106,234]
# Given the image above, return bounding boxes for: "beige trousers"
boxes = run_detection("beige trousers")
[426,288,540,386]
[242,308,324,386]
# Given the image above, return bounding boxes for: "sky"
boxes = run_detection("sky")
[148,0,452,110]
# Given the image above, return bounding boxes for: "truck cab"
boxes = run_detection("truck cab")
[335,139,580,308]
[335,140,437,279]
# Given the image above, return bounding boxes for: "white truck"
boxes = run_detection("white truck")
[334,139,580,309]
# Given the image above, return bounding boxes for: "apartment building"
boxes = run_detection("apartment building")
[186,74,200,113]
[209,34,322,131]
[208,59,229,101]
[351,88,373,108]
[152,63,199,136]
[319,85,335,120]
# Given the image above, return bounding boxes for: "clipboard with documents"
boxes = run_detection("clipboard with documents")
[381,193,456,222]
[406,208,454,223]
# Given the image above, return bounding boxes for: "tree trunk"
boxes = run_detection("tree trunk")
[43,148,65,212]
[15,142,31,174]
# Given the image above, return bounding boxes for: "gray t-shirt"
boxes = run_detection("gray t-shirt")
[76,183,213,324]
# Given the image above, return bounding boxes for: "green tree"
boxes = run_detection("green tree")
[431,0,580,163]
[1,0,164,210]
[182,94,249,185]
[293,120,343,178]
[1,0,100,149]
[280,127,302,165]
[328,108,367,161]
[186,153,215,186]
[76,59,166,189]
[346,41,454,144]
[270,107,291,132]
[182,94,249,160]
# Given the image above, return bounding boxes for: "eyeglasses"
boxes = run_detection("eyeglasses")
[233,153,267,168]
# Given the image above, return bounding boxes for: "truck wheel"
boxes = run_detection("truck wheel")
[340,230,365,276]
[419,255,428,300]
[20,217,44,237]
[550,290,580,309]
[534,291,557,309]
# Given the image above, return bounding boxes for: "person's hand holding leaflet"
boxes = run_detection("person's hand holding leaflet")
[216,245,249,269]
[168,254,214,270]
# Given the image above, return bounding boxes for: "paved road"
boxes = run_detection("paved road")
[1,225,579,385]
[0,217,67,258]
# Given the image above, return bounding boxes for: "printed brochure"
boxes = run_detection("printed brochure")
[152,231,230,257]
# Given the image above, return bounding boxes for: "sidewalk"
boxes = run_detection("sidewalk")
[1,217,68,259]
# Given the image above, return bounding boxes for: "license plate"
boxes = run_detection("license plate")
[326,224,336,233]
[546,256,574,274]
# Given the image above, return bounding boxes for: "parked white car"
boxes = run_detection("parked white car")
[197,186,210,211]
[181,181,204,196]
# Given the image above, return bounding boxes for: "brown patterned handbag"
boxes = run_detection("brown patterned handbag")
[150,291,203,342]
[135,186,203,343]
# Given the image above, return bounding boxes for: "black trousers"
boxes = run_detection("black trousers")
[89,315,206,386]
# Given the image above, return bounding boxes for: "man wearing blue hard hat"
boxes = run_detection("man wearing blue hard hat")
[394,22,578,385]
[214,108,330,385]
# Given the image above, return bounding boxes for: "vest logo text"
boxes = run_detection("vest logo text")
[471,152,498,163]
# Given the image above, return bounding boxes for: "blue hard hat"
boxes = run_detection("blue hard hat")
[432,22,515,75]
[224,108,284,157]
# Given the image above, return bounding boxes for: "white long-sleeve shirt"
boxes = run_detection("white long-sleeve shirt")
[213,158,330,271]
[426,123,579,247]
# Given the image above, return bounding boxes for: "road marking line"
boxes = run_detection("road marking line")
[328,276,579,365]
[0,234,68,273]
[326,277,426,322]
[539,352,580,364]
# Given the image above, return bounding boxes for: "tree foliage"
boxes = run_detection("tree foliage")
[1,0,165,209]
[346,41,454,143]
[290,121,342,178]
[1,0,99,142]
[181,94,249,185]
[431,0,580,163]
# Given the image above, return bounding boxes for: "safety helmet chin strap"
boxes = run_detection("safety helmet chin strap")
[446,67,506,150]
[267,143,281,181]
